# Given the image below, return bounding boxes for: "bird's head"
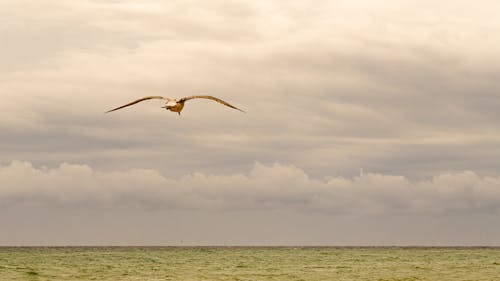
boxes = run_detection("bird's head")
[162,100,177,110]
[166,100,178,107]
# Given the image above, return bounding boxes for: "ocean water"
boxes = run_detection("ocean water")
[0,247,499,280]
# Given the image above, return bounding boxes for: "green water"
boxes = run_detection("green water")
[0,247,499,280]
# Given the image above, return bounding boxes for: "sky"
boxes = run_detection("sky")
[1,0,500,246]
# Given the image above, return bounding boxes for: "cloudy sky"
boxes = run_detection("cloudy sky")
[1,0,500,246]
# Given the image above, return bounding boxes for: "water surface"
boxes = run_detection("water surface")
[0,247,499,280]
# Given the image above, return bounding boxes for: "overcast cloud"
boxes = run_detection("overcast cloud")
[1,0,500,245]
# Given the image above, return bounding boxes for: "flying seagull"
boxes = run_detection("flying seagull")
[106,95,245,115]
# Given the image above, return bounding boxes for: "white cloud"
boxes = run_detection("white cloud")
[1,161,499,215]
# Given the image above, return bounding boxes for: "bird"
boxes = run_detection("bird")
[106,95,245,115]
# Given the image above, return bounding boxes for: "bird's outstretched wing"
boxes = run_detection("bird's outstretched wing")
[180,95,245,113]
[106,96,165,113]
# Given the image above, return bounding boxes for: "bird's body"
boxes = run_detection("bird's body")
[106,95,244,115]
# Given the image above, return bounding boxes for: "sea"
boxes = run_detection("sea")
[0,247,499,280]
